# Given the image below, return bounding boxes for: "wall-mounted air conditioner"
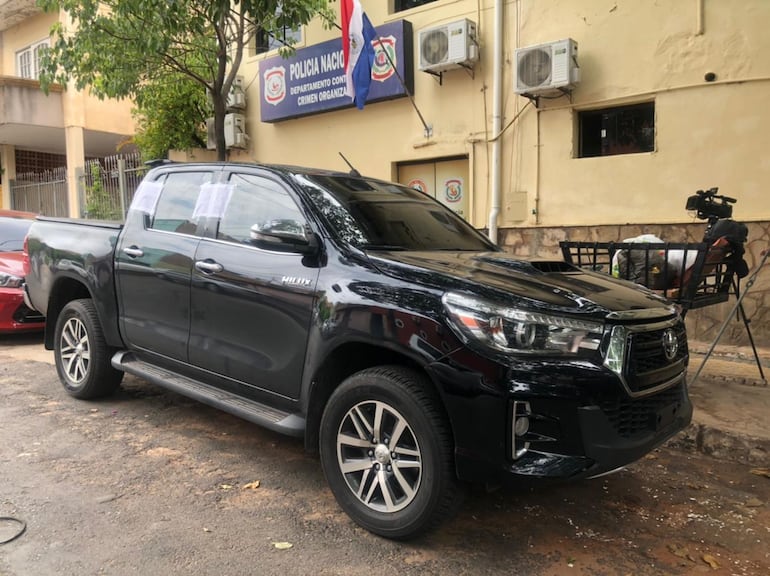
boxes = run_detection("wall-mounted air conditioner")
[514,38,580,94]
[224,113,246,148]
[206,76,247,111]
[227,75,246,111]
[418,19,478,73]
[206,113,247,150]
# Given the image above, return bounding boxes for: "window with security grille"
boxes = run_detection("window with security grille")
[578,102,655,158]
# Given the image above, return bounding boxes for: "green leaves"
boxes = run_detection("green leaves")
[39,0,331,159]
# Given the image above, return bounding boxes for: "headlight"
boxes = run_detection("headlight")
[0,272,24,289]
[442,291,604,356]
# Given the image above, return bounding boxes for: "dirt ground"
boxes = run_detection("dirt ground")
[1,334,768,576]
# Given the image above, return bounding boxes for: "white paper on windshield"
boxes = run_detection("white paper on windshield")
[129,180,163,214]
[192,183,234,220]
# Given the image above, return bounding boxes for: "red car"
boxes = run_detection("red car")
[0,210,45,333]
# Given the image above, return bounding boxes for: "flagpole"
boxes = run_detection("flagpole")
[334,21,432,138]
[373,35,432,138]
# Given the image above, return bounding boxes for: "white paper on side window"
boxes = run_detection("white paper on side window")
[129,180,163,214]
[192,183,234,220]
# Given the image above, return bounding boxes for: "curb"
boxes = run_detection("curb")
[668,422,770,465]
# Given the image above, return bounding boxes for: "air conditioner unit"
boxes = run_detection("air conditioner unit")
[418,19,478,73]
[227,75,246,111]
[207,76,247,111]
[514,38,580,95]
[224,113,247,149]
[206,114,248,149]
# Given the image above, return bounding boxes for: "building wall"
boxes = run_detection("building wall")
[234,0,769,347]
[240,0,769,228]
[0,11,56,76]
[520,0,770,228]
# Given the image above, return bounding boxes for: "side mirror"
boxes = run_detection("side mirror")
[250,219,317,253]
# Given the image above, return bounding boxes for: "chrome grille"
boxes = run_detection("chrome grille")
[624,322,688,392]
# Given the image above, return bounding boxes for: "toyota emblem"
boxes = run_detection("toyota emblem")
[662,329,678,361]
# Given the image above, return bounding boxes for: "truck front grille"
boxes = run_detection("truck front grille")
[604,316,688,397]
[624,322,688,393]
[598,380,685,438]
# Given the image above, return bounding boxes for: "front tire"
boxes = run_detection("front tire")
[319,366,463,539]
[54,299,123,399]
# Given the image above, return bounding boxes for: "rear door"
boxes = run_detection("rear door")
[116,168,216,361]
[188,168,320,399]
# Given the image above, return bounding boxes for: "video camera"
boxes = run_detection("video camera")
[686,187,736,221]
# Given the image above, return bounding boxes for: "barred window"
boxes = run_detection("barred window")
[578,102,655,158]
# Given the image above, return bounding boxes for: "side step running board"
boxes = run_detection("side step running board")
[111,351,305,437]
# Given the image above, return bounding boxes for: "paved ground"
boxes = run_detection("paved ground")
[0,334,768,575]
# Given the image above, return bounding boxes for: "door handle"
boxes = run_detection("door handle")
[195,260,224,274]
[122,246,144,258]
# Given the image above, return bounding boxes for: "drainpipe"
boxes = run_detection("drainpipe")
[696,0,705,35]
[488,0,504,244]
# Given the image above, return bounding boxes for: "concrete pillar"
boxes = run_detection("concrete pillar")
[0,145,17,209]
[65,125,86,217]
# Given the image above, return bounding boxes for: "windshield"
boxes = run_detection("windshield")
[295,174,498,252]
[0,216,34,251]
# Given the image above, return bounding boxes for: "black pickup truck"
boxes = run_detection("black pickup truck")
[23,162,692,539]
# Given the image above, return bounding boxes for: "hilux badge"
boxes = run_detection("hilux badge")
[662,329,678,361]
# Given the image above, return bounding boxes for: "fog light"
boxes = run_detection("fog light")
[514,416,530,436]
[511,401,532,460]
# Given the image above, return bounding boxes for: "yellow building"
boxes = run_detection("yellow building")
[0,0,135,215]
[226,0,769,351]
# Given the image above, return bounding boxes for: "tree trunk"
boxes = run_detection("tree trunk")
[213,94,227,161]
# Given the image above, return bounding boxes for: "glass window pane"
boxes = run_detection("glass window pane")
[298,174,496,251]
[151,172,212,234]
[579,102,655,158]
[218,174,305,244]
[396,0,438,12]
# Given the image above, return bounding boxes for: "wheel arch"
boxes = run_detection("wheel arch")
[43,277,94,349]
[303,342,452,454]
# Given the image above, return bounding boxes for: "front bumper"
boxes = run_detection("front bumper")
[431,359,692,485]
[0,288,46,333]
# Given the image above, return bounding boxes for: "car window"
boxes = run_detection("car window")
[150,172,213,235]
[0,217,34,251]
[296,175,497,252]
[217,173,306,244]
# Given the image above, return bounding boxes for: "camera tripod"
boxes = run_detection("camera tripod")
[690,242,768,386]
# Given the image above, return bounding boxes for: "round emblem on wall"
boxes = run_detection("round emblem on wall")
[372,36,397,82]
[444,178,463,203]
[407,179,428,193]
[264,66,286,106]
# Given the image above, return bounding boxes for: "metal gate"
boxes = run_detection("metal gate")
[80,152,146,220]
[10,167,68,216]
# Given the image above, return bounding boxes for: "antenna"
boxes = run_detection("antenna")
[338,152,361,177]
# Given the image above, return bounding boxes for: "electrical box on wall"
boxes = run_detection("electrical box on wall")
[514,38,580,95]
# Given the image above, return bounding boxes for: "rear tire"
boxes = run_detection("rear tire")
[319,366,464,539]
[54,299,123,399]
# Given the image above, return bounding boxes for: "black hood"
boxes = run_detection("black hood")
[366,251,675,318]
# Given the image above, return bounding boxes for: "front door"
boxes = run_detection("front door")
[188,169,319,399]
